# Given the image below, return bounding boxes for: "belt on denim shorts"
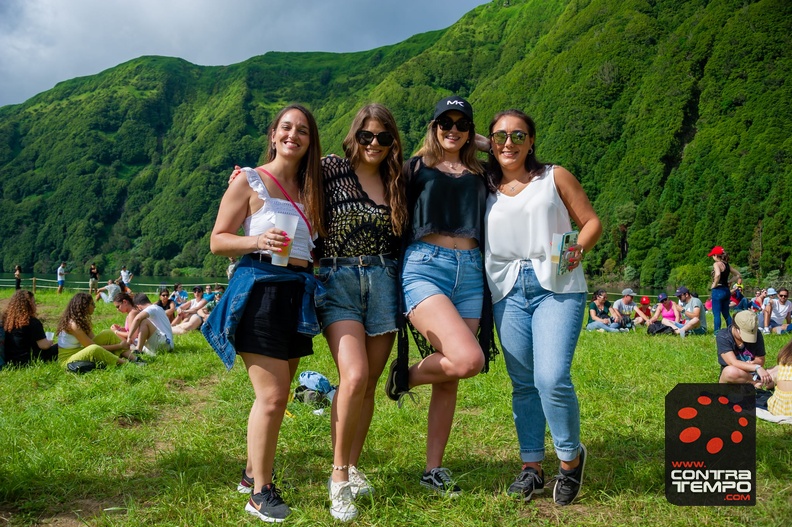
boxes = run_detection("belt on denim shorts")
[245,253,310,273]
[319,255,392,268]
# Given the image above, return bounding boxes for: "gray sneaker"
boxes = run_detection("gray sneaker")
[553,444,587,506]
[507,466,544,502]
[420,467,461,497]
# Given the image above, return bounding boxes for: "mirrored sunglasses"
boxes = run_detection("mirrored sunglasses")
[491,131,528,145]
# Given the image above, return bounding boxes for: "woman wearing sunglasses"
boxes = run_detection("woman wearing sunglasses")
[384,95,495,496]
[484,109,601,506]
[313,103,406,521]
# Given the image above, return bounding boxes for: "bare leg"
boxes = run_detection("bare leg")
[244,358,299,483]
[349,332,394,466]
[240,353,294,494]
[406,294,481,471]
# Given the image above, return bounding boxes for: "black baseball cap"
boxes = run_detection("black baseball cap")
[433,95,473,121]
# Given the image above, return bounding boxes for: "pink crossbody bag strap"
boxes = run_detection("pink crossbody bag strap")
[257,167,313,237]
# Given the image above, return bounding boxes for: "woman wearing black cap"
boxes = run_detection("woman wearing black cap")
[384,95,494,496]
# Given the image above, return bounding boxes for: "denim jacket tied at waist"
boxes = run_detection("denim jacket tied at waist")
[201,255,325,370]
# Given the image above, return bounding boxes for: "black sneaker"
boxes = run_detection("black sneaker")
[238,467,277,494]
[420,467,461,497]
[553,444,587,506]
[245,484,291,523]
[507,466,544,501]
[237,468,254,494]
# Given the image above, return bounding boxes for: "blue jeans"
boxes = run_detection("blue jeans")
[493,261,586,463]
[711,286,731,333]
[586,320,620,332]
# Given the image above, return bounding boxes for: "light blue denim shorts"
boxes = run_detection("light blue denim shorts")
[402,241,483,319]
[315,258,399,336]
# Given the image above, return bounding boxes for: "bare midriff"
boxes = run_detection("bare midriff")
[421,233,478,251]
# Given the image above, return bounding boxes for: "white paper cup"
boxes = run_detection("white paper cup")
[271,213,299,266]
[46,331,55,341]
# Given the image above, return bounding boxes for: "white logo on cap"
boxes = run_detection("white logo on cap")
[447,100,465,107]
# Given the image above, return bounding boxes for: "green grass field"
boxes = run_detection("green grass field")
[1,290,790,526]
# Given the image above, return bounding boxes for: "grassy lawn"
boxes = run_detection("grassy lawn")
[1,290,790,526]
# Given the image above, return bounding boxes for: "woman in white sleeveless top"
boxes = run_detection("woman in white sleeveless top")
[484,109,601,506]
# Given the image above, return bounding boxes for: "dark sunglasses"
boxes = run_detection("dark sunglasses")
[780,294,788,298]
[490,131,528,145]
[355,130,395,147]
[435,115,472,132]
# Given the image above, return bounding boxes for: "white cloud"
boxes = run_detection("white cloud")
[0,0,489,107]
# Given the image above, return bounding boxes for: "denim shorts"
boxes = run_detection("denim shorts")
[402,241,483,319]
[316,259,399,336]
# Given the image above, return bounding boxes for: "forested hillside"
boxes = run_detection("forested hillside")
[1,0,790,290]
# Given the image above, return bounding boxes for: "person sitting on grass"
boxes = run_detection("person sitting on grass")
[169,283,189,308]
[672,286,707,337]
[96,279,122,304]
[110,293,141,343]
[2,290,58,366]
[717,310,772,389]
[766,340,792,416]
[611,288,638,330]
[648,292,682,330]
[156,288,177,321]
[586,290,621,332]
[171,287,207,326]
[127,294,174,356]
[633,296,653,327]
[763,287,791,334]
[750,289,767,312]
[56,293,142,369]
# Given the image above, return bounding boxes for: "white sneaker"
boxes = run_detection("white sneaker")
[762,328,770,335]
[329,480,358,522]
[349,466,373,497]
[679,329,686,338]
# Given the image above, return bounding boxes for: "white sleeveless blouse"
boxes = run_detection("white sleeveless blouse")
[242,167,315,262]
[485,165,588,302]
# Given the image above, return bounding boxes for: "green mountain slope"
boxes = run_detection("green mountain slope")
[1,0,790,289]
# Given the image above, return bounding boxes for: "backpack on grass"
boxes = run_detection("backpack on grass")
[647,322,674,335]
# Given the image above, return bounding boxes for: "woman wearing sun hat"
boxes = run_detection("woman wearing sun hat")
[708,246,741,333]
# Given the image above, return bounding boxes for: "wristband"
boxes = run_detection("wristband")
[755,365,762,373]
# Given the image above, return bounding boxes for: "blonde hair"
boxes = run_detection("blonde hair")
[414,115,484,175]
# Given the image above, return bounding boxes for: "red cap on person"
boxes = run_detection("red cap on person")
[708,246,725,257]
[640,296,650,305]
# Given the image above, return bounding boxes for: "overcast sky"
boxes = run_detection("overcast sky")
[0,0,489,108]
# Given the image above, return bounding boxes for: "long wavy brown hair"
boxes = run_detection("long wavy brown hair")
[57,292,94,335]
[342,103,407,236]
[3,290,37,332]
[266,104,326,237]
[414,110,484,176]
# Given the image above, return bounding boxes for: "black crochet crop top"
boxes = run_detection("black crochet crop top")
[314,156,399,259]
[405,156,488,243]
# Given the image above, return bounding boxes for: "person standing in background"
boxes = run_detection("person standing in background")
[14,265,22,290]
[708,246,740,333]
[89,263,100,295]
[119,265,133,291]
[56,262,67,294]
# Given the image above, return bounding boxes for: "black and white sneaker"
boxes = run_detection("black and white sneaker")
[507,466,544,502]
[245,484,291,523]
[553,444,587,506]
[420,467,461,497]
[237,468,254,494]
